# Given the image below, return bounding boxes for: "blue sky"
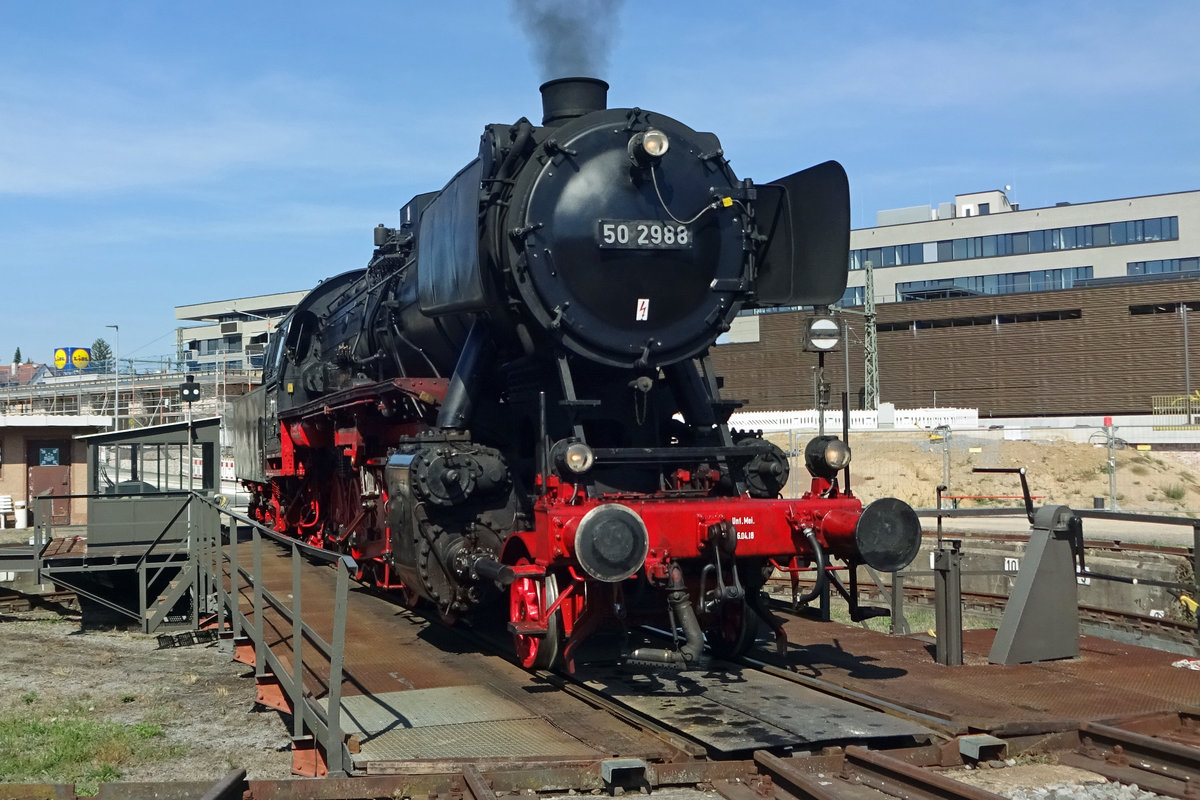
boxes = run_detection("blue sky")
[3,1,1199,366]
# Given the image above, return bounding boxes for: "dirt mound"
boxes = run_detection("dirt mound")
[769,431,1198,513]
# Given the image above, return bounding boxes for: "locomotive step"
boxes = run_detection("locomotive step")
[507,620,548,637]
[849,605,892,622]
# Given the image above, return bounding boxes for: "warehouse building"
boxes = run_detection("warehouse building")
[710,188,1200,417]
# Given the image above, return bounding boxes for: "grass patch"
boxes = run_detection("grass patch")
[0,714,167,795]
[816,599,996,634]
[1162,484,1187,502]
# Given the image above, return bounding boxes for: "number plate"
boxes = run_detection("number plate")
[597,220,692,250]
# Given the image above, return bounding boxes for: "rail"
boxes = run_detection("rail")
[721,748,1007,800]
[939,494,1043,509]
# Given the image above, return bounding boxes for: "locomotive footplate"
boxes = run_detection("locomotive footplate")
[573,660,933,755]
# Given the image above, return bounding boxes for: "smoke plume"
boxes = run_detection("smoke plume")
[511,0,624,80]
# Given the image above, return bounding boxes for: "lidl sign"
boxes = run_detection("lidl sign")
[53,347,92,371]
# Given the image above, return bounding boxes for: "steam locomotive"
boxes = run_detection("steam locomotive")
[230,78,922,671]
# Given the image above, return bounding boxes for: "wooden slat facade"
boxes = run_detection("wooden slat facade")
[708,276,1200,418]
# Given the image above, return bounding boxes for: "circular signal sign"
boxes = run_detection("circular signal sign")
[806,318,841,351]
[71,348,91,369]
[54,348,68,369]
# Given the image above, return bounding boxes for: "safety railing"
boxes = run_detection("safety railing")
[24,488,352,773]
[30,491,193,629]
[190,497,353,776]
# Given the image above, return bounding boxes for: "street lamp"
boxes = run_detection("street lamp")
[106,324,119,430]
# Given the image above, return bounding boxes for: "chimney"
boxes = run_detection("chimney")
[539,77,608,126]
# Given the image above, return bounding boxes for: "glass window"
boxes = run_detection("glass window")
[978,203,990,215]
[1062,227,1076,249]
[1145,218,1162,241]
[937,240,953,261]
[1092,224,1110,246]
[1029,230,1045,252]
[1169,217,1179,239]
[1012,232,1029,254]
[982,235,997,257]
[952,239,967,260]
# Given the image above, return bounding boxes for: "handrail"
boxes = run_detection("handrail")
[189,494,356,775]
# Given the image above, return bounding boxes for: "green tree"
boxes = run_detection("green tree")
[91,338,113,372]
[12,347,20,363]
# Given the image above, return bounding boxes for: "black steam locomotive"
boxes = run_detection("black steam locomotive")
[230,78,921,671]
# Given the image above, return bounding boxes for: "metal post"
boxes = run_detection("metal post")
[1107,422,1119,510]
[1193,523,1199,647]
[106,324,119,429]
[843,317,851,407]
[864,260,879,410]
[811,367,819,433]
[229,518,241,640]
[326,558,352,775]
[816,352,828,436]
[252,529,266,677]
[291,541,304,738]
[933,539,963,666]
[889,571,910,635]
[937,426,952,491]
[212,502,226,631]
[138,563,148,632]
[1184,304,1192,422]
[190,497,201,630]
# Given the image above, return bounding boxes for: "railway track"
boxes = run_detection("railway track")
[709,712,1200,800]
[767,579,1199,647]
[1055,714,1200,800]
[720,748,1008,800]
[8,541,1200,800]
[0,588,78,614]
[463,618,938,760]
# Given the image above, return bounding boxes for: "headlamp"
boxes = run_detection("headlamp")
[804,435,851,479]
[823,438,851,470]
[628,129,670,164]
[641,129,669,158]
[563,442,595,474]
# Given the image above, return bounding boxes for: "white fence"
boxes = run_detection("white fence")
[729,404,979,433]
